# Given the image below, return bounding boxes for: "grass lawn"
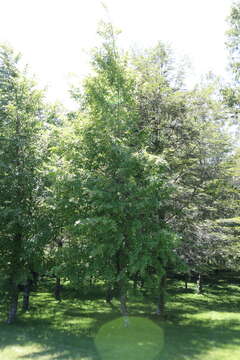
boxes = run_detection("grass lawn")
[0,279,240,360]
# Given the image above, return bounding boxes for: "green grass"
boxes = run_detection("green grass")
[0,279,240,359]
[95,316,164,360]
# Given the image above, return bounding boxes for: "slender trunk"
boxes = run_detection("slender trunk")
[119,289,129,327]
[115,248,129,325]
[22,281,31,312]
[133,274,138,290]
[54,239,63,301]
[54,277,61,301]
[7,285,19,324]
[115,249,128,314]
[119,293,128,316]
[7,232,22,323]
[196,273,203,294]
[31,271,39,291]
[115,278,128,316]
[106,285,113,304]
[156,273,167,318]
[184,272,190,290]
[89,276,93,287]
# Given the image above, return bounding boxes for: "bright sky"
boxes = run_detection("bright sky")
[0,0,233,109]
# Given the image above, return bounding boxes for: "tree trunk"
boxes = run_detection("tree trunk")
[7,232,22,323]
[156,273,167,318]
[7,285,19,324]
[54,239,63,301]
[22,281,31,312]
[31,271,39,291]
[115,249,129,325]
[118,279,128,323]
[106,284,113,304]
[133,274,138,290]
[54,277,61,301]
[119,293,128,316]
[119,291,129,327]
[196,273,203,294]
[184,272,190,290]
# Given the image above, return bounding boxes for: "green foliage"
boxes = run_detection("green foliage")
[226,1,240,82]
[53,24,180,300]
[0,45,49,310]
[224,2,240,120]
[0,18,239,325]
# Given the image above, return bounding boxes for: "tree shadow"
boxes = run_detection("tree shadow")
[157,319,240,360]
[0,317,101,360]
[0,281,240,360]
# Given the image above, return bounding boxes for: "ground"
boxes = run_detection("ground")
[0,278,239,360]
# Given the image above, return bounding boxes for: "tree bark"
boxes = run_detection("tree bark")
[184,272,190,290]
[54,239,63,301]
[115,249,128,314]
[119,293,128,316]
[54,277,61,301]
[156,273,167,318]
[117,279,128,318]
[106,284,114,304]
[7,285,19,324]
[196,273,203,294]
[31,271,39,291]
[22,281,31,312]
[119,290,129,327]
[7,232,22,323]
[133,274,138,290]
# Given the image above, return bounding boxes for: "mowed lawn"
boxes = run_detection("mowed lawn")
[0,279,240,360]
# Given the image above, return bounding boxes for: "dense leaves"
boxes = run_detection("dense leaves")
[1,10,240,322]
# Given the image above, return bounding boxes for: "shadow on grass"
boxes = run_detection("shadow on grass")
[0,281,240,360]
[1,312,239,360]
[158,319,240,360]
[0,317,101,360]
[0,290,105,360]
[0,287,126,360]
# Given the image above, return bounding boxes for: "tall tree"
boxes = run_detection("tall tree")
[223,1,240,120]
[0,45,47,323]
[130,45,235,289]
[226,1,240,82]
[59,23,179,316]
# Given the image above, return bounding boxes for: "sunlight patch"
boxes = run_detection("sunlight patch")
[95,316,164,360]
[1,345,48,360]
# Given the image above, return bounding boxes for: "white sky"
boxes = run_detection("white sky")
[0,0,234,109]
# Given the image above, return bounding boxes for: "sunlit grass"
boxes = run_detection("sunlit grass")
[95,317,164,360]
[0,279,240,359]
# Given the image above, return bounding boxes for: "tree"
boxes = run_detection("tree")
[128,43,235,287]
[56,23,180,317]
[223,1,240,121]
[0,45,47,323]
[226,1,240,82]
